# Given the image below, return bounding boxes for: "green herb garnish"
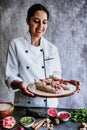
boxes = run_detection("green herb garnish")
[21,117,33,124]
[70,108,87,123]
[49,75,53,79]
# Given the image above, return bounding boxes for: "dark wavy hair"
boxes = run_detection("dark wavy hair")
[27,4,49,21]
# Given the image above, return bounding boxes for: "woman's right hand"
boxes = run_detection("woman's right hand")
[11,80,35,97]
[19,82,35,97]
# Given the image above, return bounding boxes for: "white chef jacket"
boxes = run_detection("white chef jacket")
[6,31,62,108]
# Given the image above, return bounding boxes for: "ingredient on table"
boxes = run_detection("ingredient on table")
[42,118,53,130]
[70,108,87,123]
[47,108,57,117]
[80,128,86,130]
[59,113,70,119]
[20,116,35,128]
[32,117,59,130]
[32,118,46,130]
[25,108,46,118]
[80,123,87,130]
[0,102,14,118]
[82,123,87,128]
[21,117,33,124]
[54,118,60,125]
[19,126,25,130]
[57,111,71,122]
[3,116,16,129]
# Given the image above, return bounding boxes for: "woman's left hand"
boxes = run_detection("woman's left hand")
[69,80,80,92]
[69,80,80,87]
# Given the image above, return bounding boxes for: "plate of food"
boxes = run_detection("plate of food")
[27,76,80,98]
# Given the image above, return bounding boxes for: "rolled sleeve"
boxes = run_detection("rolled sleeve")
[6,76,23,88]
[6,40,23,88]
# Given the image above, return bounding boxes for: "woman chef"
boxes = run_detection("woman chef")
[5,4,62,107]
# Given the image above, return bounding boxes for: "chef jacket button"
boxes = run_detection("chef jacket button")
[42,66,44,68]
[40,49,43,51]
[28,101,31,104]
[25,50,28,53]
[44,99,46,102]
[26,66,29,69]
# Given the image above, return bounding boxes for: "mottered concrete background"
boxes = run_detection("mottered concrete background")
[0,0,87,108]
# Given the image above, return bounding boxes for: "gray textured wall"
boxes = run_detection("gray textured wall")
[0,0,87,108]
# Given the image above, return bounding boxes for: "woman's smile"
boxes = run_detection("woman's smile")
[36,28,44,34]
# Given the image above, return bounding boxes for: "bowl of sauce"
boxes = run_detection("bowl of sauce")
[57,111,71,121]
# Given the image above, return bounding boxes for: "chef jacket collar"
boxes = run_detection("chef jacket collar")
[24,31,44,49]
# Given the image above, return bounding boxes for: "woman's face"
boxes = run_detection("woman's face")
[28,10,48,39]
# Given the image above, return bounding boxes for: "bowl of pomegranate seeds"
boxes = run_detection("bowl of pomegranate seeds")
[57,111,71,122]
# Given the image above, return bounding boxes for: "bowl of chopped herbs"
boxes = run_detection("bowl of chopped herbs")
[20,116,35,128]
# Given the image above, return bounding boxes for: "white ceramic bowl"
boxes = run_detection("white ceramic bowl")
[57,111,71,122]
[0,102,14,118]
[20,116,35,128]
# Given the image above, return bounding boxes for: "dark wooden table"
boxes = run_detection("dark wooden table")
[0,106,81,130]
[12,106,81,130]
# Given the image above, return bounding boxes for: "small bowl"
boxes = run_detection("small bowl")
[47,108,57,118]
[57,111,71,122]
[20,116,35,128]
[0,102,14,118]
